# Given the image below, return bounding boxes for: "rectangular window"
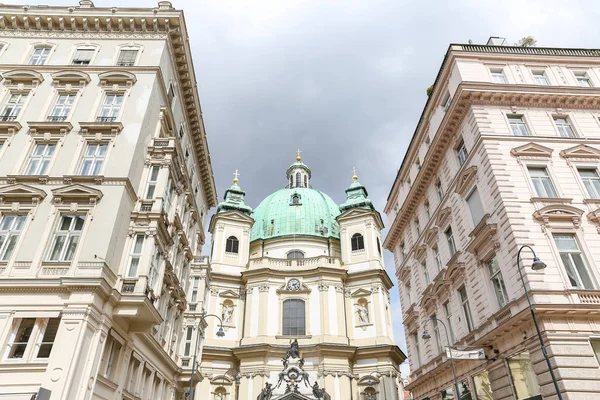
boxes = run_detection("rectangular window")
[554,117,575,138]
[25,143,56,175]
[168,83,175,106]
[97,94,123,122]
[413,332,422,367]
[79,143,107,176]
[148,248,160,289]
[436,181,444,202]
[422,262,430,286]
[48,215,85,262]
[1,93,27,121]
[28,47,51,65]
[72,48,94,65]
[162,178,174,214]
[443,301,455,343]
[442,93,451,111]
[528,167,558,198]
[508,114,530,136]
[103,336,122,379]
[579,168,600,199]
[488,256,509,308]
[36,318,60,358]
[127,234,145,277]
[282,299,306,336]
[0,215,26,261]
[145,165,161,199]
[117,49,138,67]
[414,218,420,237]
[532,71,549,86]
[575,72,593,87]
[445,227,456,256]
[48,94,75,121]
[190,277,200,303]
[7,318,35,358]
[432,314,443,353]
[433,246,442,272]
[6,317,60,360]
[424,201,431,220]
[591,339,600,365]
[457,140,468,166]
[490,69,506,84]
[405,283,412,305]
[459,286,474,332]
[554,234,595,289]
[507,352,541,400]
[466,187,485,225]
[183,326,193,356]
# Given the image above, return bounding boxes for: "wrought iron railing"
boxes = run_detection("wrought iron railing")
[47,115,67,122]
[96,116,117,122]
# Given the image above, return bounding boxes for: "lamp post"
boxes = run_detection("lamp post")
[365,372,387,400]
[422,317,461,400]
[516,245,563,400]
[188,313,225,400]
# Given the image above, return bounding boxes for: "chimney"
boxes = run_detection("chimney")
[158,1,174,10]
[486,37,506,46]
[79,0,95,7]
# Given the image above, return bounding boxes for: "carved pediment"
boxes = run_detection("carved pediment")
[0,183,47,203]
[209,375,233,385]
[455,166,478,196]
[446,253,465,282]
[350,288,372,298]
[432,279,450,297]
[397,265,411,284]
[219,289,240,299]
[436,207,452,228]
[423,227,439,246]
[559,144,600,160]
[51,184,103,203]
[357,375,380,385]
[588,208,600,232]
[413,244,427,261]
[1,69,44,86]
[533,204,584,228]
[510,142,553,158]
[51,70,91,87]
[28,121,73,136]
[420,293,437,312]
[98,70,137,87]
[465,215,499,260]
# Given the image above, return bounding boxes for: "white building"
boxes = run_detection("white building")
[384,38,600,400]
[0,2,217,399]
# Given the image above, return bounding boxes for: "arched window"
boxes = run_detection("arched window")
[289,175,293,188]
[225,236,239,254]
[296,172,301,187]
[291,193,300,205]
[304,175,308,187]
[214,387,227,400]
[351,233,365,251]
[377,238,382,256]
[282,299,305,335]
[287,250,305,259]
[363,387,377,400]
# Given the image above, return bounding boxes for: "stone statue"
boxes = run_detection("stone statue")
[312,382,327,399]
[215,392,224,400]
[287,339,300,359]
[258,383,273,400]
[357,302,369,323]
[222,304,233,324]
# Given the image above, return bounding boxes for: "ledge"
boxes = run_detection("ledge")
[0,120,22,134]
[79,121,123,135]
[27,121,73,135]
[530,197,573,204]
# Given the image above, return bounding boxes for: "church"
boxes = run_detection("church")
[196,154,405,400]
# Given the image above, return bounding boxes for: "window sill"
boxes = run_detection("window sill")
[530,197,573,205]
[583,198,600,205]
[0,360,48,371]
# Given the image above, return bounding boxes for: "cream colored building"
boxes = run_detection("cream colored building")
[384,38,600,400]
[195,157,405,400]
[0,1,217,399]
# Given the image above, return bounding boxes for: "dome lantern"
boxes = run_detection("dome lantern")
[286,149,311,189]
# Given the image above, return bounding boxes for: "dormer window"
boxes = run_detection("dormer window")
[291,193,301,205]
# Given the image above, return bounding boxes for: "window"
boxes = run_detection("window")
[1,93,27,121]
[413,332,422,366]
[441,387,454,400]
[25,143,56,175]
[466,187,485,225]
[554,234,595,289]
[304,175,307,188]
[459,286,474,332]
[296,172,301,188]
[282,299,305,336]
[167,83,175,106]
[442,93,451,111]
[145,166,160,199]
[97,94,123,122]
[579,168,600,199]
[424,201,431,220]
[79,143,107,176]
[432,314,443,353]
[591,339,600,365]
[399,243,406,262]
[48,215,85,262]
[190,277,199,303]
[490,69,506,83]
[363,387,376,400]
[0,215,26,261]
[225,236,239,254]
[48,94,75,122]
[28,47,51,65]
[422,262,430,286]
[287,250,304,259]
[351,233,365,251]
[433,246,442,272]
[289,175,293,188]
[443,301,455,343]
[507,352,541,400]
[162,178,174,213]
[414,218,420,237]
[488,256,509,308]
[183,326,193,356]
[575,72,593,87]
[457,140,468,166]
[554,117,575,138]
[532,71,549,86]
[528,167,558,198]
[291,193,300,205]
[6,317,60,360]
[405,283,412,305]
[72,48,94,65]
[445,227,456,256]
[117,49,139,67]
[435,181,444,202]
[102,335,122,379]
[508,114,530,136]
[473,371,494,400]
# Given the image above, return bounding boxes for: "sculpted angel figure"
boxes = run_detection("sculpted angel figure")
[222,304,233,324]
[357,302,369,323]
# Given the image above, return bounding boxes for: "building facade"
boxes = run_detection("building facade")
[384,39,600,400]
[0,2,217,399]
[194,157,405,400]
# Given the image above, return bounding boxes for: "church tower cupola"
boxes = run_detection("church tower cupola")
[216,170,252,215]
[339,167,374,211]
[285,149,311,188]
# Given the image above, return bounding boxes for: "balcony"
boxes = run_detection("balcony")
[0,114,17,122]
[248,255,341,270]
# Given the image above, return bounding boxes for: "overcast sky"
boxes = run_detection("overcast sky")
[7,0,600,376]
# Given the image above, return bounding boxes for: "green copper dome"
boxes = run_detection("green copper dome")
[250,187,340,242]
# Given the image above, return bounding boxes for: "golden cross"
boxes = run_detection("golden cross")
[352,166,358,181]
[233,169,240,183]
[296,148,302,161]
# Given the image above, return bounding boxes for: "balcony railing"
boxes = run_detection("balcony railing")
[0,115,17,122]
[46,115,67,122]
[249,255,341,268]
[96,116,117,122]
[188,304,197,311]
[140,201,154,212]
[117,62,135,67]
[121,281,136,293]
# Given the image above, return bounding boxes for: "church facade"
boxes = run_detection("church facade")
[195,156,405,400]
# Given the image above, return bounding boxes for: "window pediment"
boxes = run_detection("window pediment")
[465,215,499,260]
[1,69,44,87]
[28,121,73,137]
[0,120,23,135]
[510,142,553,158]
[436,207,452,228]
[423,227,438,246]
[588,208,600,231]
[533,204,584,228]
[51,184,103,204]
[559,144,600,160]
[350,288,372,297]
[0,183,47,204]
[51,70,91,88]
[98,70,136,88]
[413,244,427,261]
[455,166,478,196]
[219,289,240,299]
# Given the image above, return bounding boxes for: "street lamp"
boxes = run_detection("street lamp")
[188,313,225,400]
[516,245,563,400]
[422,317,461,400]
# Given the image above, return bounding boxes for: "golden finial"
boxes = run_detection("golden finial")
[296,148,302,161]
[233,169,240,184]
[352,166,358,182]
